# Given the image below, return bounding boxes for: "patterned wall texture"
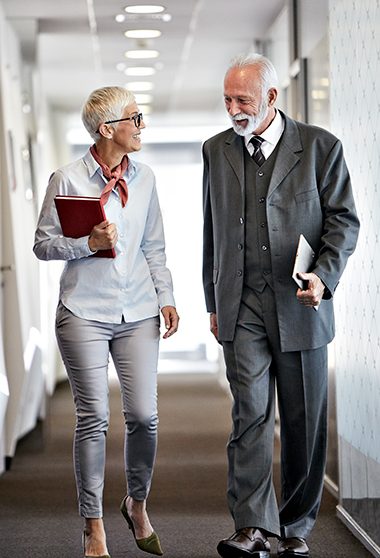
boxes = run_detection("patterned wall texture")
[329,0,380,548]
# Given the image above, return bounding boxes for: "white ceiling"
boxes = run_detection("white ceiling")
[2,0,286,123]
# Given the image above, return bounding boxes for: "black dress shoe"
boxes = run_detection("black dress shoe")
[277,537,309,557]
[217,528,270,558]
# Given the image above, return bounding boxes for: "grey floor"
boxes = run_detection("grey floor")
[0,372,373,557]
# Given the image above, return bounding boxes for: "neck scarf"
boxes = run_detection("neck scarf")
[90,145,129,207]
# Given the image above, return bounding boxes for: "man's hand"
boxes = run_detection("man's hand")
[88,220,117,252]
[296,272,325,308]
[210,312,219,341]
[161,306,179,339]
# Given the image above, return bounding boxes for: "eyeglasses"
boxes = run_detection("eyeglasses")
[104,113,143,128]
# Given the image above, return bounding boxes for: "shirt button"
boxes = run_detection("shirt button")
[239,217,244,224]
[237,270,243,277]
[262,245,268,251]
[259,197,265,203]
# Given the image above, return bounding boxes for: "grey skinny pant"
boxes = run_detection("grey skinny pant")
[55,302,160,518]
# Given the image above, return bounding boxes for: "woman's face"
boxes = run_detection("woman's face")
[111,102,146,154]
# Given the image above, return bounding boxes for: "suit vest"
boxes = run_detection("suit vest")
[243,140,280,292]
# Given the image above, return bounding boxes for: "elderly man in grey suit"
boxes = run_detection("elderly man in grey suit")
[202,53,359,558]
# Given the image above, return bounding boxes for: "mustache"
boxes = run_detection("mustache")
[231,113,249,122]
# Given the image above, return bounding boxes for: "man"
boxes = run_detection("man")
[202,53,359,558]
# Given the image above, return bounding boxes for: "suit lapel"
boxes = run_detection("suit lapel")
[224,131,245,190]
[267,113,303,198]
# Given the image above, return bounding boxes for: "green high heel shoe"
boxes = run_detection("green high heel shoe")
[120,496,163,556]
[83,530,111,558]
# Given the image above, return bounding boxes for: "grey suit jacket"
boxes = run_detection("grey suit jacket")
[202,111,360,351]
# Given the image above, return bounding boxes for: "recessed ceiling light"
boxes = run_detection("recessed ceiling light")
[124,29,162,39]
[134,93,153,104]
[126,81,154,91]
[124,5,165,14]
[125,49,159,59]
[115,14,126,23]
[116,62,127,71]
[125,66,156,76]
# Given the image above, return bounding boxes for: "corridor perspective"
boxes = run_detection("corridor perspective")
[0,372,374,558]
[1,0,380,557]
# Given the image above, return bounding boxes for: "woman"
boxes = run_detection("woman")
[34,86,179,558]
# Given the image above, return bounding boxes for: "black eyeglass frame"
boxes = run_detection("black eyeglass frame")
[103,113,143,128]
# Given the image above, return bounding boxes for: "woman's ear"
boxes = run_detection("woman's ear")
[98,123,113,139]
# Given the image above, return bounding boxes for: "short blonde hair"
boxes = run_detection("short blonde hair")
[81,86,136,141]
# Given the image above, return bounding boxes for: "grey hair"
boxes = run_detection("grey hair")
[81,86,136,141]
[227,53,278,94]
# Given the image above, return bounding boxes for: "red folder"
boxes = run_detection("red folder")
[54,195,116,258]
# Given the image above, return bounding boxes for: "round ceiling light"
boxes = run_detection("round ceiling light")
[124,29,162,39]
[124,5,165,14]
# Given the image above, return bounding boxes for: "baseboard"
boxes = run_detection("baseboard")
[336,504,380,558]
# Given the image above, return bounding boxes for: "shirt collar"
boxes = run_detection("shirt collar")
[84,147,137,180]
[244,109,284,149]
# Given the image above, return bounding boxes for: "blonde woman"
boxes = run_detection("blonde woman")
[34,87,179,558]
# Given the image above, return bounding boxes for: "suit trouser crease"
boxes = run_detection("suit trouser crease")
[55,302,160,518]
[222,286,328,538]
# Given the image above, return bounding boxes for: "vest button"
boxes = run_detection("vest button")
[262,245,268,251]
[239,217,244,224]
[260,222,266,228]
[258,171,264,177]
[237,243,243,250]
[259,197,265,203]
[237,270,242,277]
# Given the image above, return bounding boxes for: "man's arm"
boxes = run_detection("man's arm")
[310,139,360,297]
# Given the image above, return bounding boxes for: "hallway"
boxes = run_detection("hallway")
[0,372,372,557]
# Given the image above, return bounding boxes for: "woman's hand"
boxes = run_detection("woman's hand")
[161,306,179,338]
[88,220,118,252]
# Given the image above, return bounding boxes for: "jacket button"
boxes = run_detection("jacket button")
[258,171,264,177]
[239,217,244,224]
[262,245,268,251]
[237,243,243,250]
[237,270,242,277]
[259,197,265,203]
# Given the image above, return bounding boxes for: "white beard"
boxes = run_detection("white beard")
[230,100,268,136]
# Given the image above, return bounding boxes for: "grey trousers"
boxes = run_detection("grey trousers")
[55,302,160,518]
[222,286,328,539]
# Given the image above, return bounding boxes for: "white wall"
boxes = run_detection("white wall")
[329,0,380,552]
[0,4,45,468]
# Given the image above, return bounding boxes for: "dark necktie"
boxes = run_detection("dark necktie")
[250,136,265,166]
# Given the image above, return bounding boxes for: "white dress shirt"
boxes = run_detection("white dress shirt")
[245,109,285,159]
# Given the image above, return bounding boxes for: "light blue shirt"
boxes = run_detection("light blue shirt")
[33,149,175,323]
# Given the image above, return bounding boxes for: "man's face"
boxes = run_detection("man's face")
[224,66,273,136]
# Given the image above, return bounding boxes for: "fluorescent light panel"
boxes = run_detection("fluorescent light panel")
[125,29,161,39]
[124,5,165,14]
[126,81,154,91]
[125,66,156,76]
[125,50,159,59]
